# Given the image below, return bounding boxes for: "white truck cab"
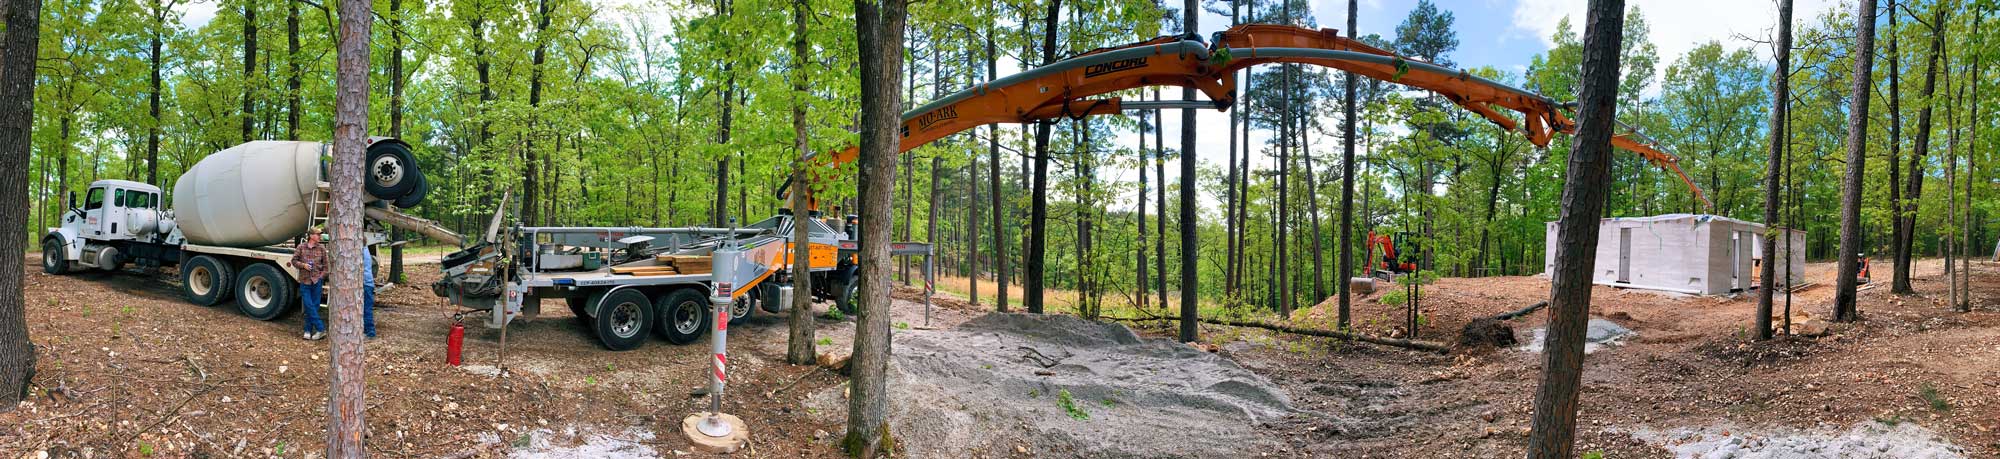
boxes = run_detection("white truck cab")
[45,179,182,273]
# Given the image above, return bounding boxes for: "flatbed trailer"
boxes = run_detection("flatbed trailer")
[434,212,932,351]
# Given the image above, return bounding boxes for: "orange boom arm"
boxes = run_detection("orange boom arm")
[789,24,1708,208]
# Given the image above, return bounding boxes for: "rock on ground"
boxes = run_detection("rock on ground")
[1631,421,1965,459]
[810,313,1296,458]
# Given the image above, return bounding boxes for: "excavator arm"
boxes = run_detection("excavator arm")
[786,24,1708,208]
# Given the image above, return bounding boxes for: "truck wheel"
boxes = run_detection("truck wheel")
[236,263,297,321]
[566,295,589,320]
[365,142,419,200]
[833,278,859,317]
[41,238,68,275]
[592,289,653,351]
[182,255,233,306]
[729,289,754,325]
[654,288,709,345]
[393,171,429,208]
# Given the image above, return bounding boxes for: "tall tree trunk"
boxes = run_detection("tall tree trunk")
[1945,68,1960,312]
[1178,0,1199,342]
[1023,0,1060,314]
[1301,89,1326,303]
[1757,0,1793,340]
[1896,3,1948,294]
[523,0,553,228]
[148,5,163,186]
[985,28,1008,312]
[327,0,373,455]
[1224,0,1241,299]
[1155,87,1166,312]
[242,0,257,142]
[713,0,735,228]
[387,0,406,281]
[1138,92,1150,311]
[1961,15,1981,311]
[1832,0,1878,323]
[287,0,301,140]
[0,0,43,413]
[1344,0,1360,327]
[785,0,817,365]
[1887,0,1904,293]
[844,0,905,454]
[1526,1,1623,456]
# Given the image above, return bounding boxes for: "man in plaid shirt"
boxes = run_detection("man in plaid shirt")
[290,226,328,340]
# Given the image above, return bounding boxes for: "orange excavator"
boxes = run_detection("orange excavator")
[782,23,1708,208]
[1364,231,1420,278]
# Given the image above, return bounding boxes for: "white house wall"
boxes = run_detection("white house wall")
[1546,215,1804,296]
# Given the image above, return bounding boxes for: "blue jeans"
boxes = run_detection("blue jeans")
[300,282,325,334]
[364,283,376,337]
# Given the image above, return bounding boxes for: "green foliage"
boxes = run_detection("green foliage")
[1919,383,1950,412]
[1056,389,1089,421]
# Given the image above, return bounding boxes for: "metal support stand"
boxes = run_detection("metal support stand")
[684,232,749,453]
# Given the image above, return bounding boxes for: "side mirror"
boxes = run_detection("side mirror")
[65,191,75,209]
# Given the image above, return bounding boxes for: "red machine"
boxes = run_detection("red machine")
[1365,231,1420,278]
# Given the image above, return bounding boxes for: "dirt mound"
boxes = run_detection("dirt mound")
[1457,318,1517,348]
[811,313,1296,458]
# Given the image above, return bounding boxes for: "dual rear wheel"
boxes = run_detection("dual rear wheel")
[575,287,710,351]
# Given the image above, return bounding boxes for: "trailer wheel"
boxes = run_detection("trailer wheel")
[236,263,297,321]
[654,288,709,345]
[182,255,233,306]
[41,238,69,275]
[592,289,653,351]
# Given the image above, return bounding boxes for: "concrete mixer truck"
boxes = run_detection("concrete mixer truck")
[41,137,462,321]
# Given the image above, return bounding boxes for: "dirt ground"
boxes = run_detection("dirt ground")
[2,254,1996,458]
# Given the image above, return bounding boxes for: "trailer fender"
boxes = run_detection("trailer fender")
[584,284,645,320]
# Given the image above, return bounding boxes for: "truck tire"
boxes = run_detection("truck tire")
[182,255,233,306]
[592,288,653,351]
[41,238,68,275]
[393,170,429,208]
[729,288,754,325]
[833,277,858,317]
[654,288,709,345]
[366,142,419,200]
[236,263,297,321]
[566,295,589,321]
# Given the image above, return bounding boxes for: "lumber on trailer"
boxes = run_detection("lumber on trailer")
[1107,315,1450,353]
[626,271,682,277]
[611,266,678,274]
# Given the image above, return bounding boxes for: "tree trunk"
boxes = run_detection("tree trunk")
[1023,0,1060,314]
[387,0,407,281]
[844,0,905,455]
[523,0,554,228]
[1526,1,1624,456]
[1757,0,1793,340]
[1896,3,1948,294]
[287,0,301,140]
[1178,0,1199,342]
[1886,0,1904,294]
[1138,91,1150,311]
[148,6,162,186]
[0,0,43,413]
[713,0,734,228]
[1337,0,1356,328]
[1155,87,1166,312]
[327,0,373,455]
[985,28,1008,312]
[1832,0,1877,323]
[1961,19,1981,311]
[784,0,817,366]
[242,0,257,142]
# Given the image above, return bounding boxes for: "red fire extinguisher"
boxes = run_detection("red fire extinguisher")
[446,317,465,367]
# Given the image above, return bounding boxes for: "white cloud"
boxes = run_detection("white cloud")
[1510,0,1844,72]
